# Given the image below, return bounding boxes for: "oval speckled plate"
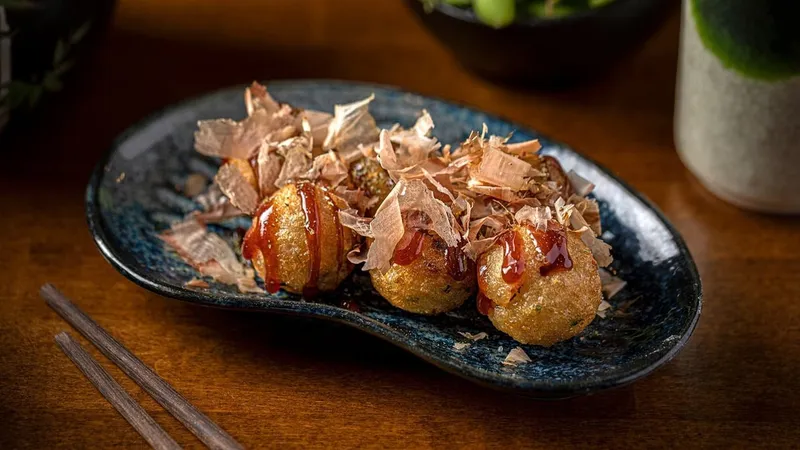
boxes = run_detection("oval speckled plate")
[86,80,702,398]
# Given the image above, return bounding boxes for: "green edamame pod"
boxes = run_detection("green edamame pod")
[473,0,515,28]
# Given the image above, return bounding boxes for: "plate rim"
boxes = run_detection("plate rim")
[85,79,703,397]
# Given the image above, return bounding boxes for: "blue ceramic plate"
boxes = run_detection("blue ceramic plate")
[86,80,701,398]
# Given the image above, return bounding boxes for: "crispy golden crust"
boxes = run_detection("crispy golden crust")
[479,225,602,346]
[370,234,476,315]
[250,183,354,294]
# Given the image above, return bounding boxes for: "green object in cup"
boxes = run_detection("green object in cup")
[690,0,800,81]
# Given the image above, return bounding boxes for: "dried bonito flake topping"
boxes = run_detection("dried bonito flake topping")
[458,331,488,341]
[255,143,282,197]
[341,179,462,271]
[298,109,333,145]
[323,94,380,158]
[363,194,404,271]
[180,84,623,323]
[159,218,261,293]
[214,161,260,215]
[382,111,442,175]
[506,139,542,157]
[245,81,280,116]
[308,151,350,188]
[599,268,627,299]
[472,146,534,191]
[596,300,612,318]
[552,196,612,268]
[273,133,314,188]
[514,205,552,231]
[502,347,532,366]
[567,170,595,197]
[195,103,297,160]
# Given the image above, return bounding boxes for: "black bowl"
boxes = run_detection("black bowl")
[405,0,675,86]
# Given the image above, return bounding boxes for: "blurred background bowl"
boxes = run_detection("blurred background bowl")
[404,0,675,87]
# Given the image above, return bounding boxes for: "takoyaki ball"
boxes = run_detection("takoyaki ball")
[349,156,395,215]
[478,224,602,346]
[370,231,476,315]
[243,182,354,295]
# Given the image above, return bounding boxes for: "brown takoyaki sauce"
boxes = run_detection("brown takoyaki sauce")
[324,191,345,272]
[476,292,494,316]
[445,245,471,281]
[242,200,281,294]
[476,263,493,315]
[499,230,525,285]
[297,182,321,298]
[393,229,425,266]
[529,221,573,276]
[243,183,347,296]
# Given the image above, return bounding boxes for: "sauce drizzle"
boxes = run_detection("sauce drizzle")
[325,191,344,272]
[476,292,494,316]
[529,221,573,276]
[392,229,425,266]
[297,182,321,298]
[499,230,525,284]
[242,200,281,293]
[445,245,471,281]
[476,259,494,315]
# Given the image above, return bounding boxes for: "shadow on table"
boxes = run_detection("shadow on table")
[161,294,638,414]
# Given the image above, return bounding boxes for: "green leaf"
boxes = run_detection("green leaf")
[43,72,63,92]
[53,39,67,65]
[69,20,92,44]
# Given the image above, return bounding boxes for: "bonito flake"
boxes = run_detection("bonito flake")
[214,162,259,215]
[159,218,261,293]
[341,179,461,271]
[323,94,380,161]
[179,84,624,308]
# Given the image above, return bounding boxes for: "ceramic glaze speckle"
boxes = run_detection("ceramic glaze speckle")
[86,80,702,398]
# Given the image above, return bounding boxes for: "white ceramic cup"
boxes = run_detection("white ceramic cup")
[674,0,800,213]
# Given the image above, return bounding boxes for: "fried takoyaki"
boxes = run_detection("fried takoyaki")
[370,229,475,315]
[176,83,621,348]
[242,182,354,295]
[476,222,602,346]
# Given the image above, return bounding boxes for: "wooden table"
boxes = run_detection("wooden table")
[2,1,799,448]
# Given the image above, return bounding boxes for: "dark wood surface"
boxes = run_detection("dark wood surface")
[54,331,182,450]
[2,1,799,448]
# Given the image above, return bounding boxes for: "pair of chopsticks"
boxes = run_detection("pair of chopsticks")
[41,284,243,450]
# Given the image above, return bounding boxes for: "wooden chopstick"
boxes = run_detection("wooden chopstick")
[55,331,183,450]
[42,284,243,450]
